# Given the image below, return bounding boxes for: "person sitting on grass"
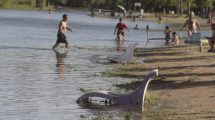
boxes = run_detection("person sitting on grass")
[171,32,180,45]
[205,23,215,52]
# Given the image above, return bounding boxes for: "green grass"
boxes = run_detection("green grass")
[0,5,48,11]
[145,93,158,106]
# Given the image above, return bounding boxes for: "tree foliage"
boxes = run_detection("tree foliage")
[1,0,215,13]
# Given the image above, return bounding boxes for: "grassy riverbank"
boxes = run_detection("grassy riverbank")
[102,15,215,119]
[104,45,215,119]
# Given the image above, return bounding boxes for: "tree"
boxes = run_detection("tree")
[42,0,46,9]
[66,0,87,7]
[31,0,36,7]
[90,0,106,7]
[0,0,12,8]
[187,0,195,14]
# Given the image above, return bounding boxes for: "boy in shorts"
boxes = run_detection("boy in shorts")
[205,23,215,52]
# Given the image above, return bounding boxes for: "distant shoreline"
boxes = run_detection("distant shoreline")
[0,6,88,12]
[142,13,211,29]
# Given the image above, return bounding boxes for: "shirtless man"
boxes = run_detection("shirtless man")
[181,14,200,36]
[52,14,72,50]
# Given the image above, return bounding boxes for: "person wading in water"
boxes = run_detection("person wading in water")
[181,13,200,37]
[114,18,131,41]
[52,14,72,50]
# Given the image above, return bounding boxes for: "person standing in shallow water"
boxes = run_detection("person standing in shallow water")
[164,26,171,45]
[205,23,215,52]
[52,14,72,50]
[181,13,200,36]
[114,18,131,41]
[158,14,163,24]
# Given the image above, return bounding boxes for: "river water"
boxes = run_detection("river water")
[0,9,206,120]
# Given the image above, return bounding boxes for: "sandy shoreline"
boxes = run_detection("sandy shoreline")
[137,46,215,119]
[106,14,215,119]
[107,45,215,119]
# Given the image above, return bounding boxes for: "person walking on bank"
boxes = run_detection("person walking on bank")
[52,14,72,50]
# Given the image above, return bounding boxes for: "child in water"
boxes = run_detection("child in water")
[164,26,171,45]
[134,24,139,30]
[205,23,215,52]
[158,14,163,24]
[171,32,180,45]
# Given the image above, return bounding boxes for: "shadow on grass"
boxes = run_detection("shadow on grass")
[150,79,215,90]
[109,69,215,79]
[135,51,185,57]
[160,72,215,78]
[115,78,215,91]
[144,56,207,63]
[160,64,215,70]
[135,46,186,53]
[117,64,215,72]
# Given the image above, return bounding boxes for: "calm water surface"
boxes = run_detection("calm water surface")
[0,10,193,120]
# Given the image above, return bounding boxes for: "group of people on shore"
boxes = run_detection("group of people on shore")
[164,13,201,46]
[164,12,215,52]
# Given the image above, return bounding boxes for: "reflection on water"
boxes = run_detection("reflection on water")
[116,40,125,52]
[54,49,68,80]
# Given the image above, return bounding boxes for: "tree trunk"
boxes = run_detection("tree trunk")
[180,1,182,16]
[177,2,180,16]
[35,0,39,8]
[126,0,130,10]
[188,1,191,15]
[31,0,36,7]
[42,0,46,9]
